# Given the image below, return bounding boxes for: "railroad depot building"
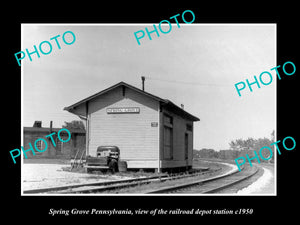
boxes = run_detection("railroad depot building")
[64,82,200,172]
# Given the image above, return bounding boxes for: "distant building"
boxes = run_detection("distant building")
[64,82,200,172]
[23,121,86,159]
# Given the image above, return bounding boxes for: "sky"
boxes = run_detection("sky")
[22,24,276,150]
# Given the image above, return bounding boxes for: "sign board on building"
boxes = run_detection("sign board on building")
[151,122,158,127]
[106,107,140,114]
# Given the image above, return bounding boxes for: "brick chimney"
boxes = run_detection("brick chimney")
[33,121,42,128]
[141,76,145,91]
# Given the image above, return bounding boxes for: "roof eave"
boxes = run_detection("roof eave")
[163,101,200,122]
[63,81,168,112]
[63,81,200,121]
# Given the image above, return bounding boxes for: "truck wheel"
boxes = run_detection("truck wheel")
[109,160,118,174]
[114,161,119,173]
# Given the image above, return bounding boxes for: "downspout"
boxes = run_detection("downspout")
[85,101,89,157]
[158,103,162,173]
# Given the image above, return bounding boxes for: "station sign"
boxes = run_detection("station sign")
[151,122,158,127]
[106,107,140,114]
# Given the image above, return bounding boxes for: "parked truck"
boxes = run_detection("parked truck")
[85,146,120,173]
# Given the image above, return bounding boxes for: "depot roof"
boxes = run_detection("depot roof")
[64,81,200,122]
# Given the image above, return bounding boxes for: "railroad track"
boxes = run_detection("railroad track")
[23,161,256,194]
[145,165,259,194]
[23,167,218,194]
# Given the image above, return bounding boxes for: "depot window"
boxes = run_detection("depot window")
[186,124,193,132]
[163,114,173,127]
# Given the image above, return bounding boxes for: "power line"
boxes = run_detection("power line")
[144,76,232,87]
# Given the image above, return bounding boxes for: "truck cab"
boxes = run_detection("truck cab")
[85,146,120,173]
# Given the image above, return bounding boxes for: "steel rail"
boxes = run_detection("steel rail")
[23,174,168,194]
[202,167,259,193]
[145,166,258,194]
[23,168,216,194]
[58,169,219,194]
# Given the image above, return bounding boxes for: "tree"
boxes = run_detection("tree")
[271,130,275,143]
[62,120,86,130]
[193,148,218,159]
[229,130,275,162]
[229,137,255,151]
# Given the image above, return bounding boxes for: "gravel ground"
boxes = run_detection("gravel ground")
[236,163,275,195]
[21,159,240,194]
[22,163,135,191]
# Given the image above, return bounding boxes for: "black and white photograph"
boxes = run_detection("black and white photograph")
[21,24,276,196]
[4,5,298,221]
